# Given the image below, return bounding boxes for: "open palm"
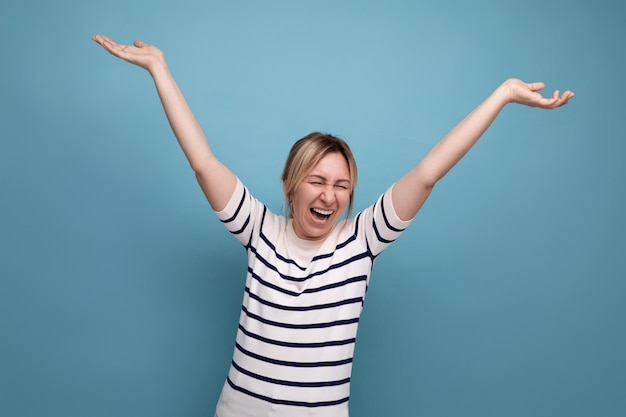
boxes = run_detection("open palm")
[92,35,165,72]
[504,78,574,109]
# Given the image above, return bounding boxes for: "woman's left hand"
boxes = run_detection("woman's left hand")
[503,78,574,109]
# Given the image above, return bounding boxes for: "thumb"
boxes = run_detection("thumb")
[528,81,546,92]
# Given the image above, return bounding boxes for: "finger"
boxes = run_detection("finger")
[557,91,574,107]
[134,39,146,48]
[528,81,545,92]
[99,36,126,54]
[94,35,115,49]
[555,92,571,108]
[96,37,128,58]
[536,94,559,109]
[535,89,574,109]
[92,34,107,46]
[93,36,115,53]
[98,35,115,44]
[98,38,117,53]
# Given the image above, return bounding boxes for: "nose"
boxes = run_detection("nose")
[319,185,336,205]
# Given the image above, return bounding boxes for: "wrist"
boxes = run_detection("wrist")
[147,59,169,77]
[493,80,514,106]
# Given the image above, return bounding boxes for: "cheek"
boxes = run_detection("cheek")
[292,188,311,213]
[338,191,351,210]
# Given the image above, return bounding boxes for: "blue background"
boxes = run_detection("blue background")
[1,0,624,416]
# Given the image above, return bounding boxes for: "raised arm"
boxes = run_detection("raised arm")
[92,35,236,211]
[392,79,574,221]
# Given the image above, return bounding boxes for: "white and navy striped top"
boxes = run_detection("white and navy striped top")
[214,178,412,417]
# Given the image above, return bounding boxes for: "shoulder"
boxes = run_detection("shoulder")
[214,177,286,243]
[351,186,413,254]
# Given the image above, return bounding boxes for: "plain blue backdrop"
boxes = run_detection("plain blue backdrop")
[1,0,624,416]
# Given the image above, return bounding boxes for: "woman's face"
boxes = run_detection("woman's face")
[289,152,351,241]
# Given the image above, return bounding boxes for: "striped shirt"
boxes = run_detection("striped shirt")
[214,178,412,417]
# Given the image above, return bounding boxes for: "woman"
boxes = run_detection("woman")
[92,35,573,417]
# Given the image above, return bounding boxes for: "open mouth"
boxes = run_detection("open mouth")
[311,208,333,222]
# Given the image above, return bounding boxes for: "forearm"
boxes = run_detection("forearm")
[392,83,511,220]
[148,62,236,210]
[149,62,215,172]
[415,84,510,187]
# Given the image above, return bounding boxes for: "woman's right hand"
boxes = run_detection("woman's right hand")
[92,35,165,73]
[92,34,237,211]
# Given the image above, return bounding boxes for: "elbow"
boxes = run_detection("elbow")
[189,154,218,178]
[421,166,450,190]
[419,173,438,191]
[193,166,211,184]
[411,164,441,191]
[422,177,437,191]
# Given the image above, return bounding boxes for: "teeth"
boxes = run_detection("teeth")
[312,208,333,216]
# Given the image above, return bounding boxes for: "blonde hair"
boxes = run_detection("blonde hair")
[281,132,358,218]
